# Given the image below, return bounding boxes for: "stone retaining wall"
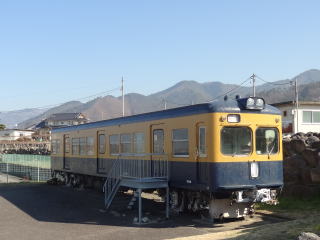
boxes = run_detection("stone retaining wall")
[283,132,320,196]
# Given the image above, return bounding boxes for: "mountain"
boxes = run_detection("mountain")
[17,101,83,129]
[12,69,320,129]
[0,108,47,128]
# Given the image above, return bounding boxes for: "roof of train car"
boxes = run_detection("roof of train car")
[52,98,281,133]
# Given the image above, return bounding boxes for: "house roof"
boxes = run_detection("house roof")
[272,101,320,107]
[53,98,281,134]
[46,113,86,121]
[35,121,46,129]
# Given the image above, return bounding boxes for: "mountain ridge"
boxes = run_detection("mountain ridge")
[6,69,320,129]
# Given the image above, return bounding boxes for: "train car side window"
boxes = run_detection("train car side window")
[79,137,86,155]
[221,127,252,156]
[109,134,120,155]
[52,139,60,154]
[172,128,189,157]
[199,127,206,157]
[120,134,132,153]
[87,137,94,155]
[256,128,279,155]
[133,133,145,153]
[64,137,70,153]
[153,129,164,154]
[99,134,106,154]
[72,138,80,155]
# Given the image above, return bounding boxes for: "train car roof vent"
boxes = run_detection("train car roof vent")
[224,95,228,101]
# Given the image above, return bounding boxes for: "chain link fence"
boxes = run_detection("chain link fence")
[0,154,51,182]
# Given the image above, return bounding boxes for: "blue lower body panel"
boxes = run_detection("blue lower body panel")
[51,156,283,193]
[169,160,283,192]
[210,161,283,191]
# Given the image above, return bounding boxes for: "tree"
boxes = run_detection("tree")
[0,124,5,130]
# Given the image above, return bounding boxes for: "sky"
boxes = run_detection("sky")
[1,0,320,111]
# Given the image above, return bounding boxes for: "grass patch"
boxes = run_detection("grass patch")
[257,194,320,212]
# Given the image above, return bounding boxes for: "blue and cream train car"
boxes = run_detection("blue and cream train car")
[51,96,283,218]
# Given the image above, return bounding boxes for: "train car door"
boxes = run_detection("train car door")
[196,125,209,184]
[150,124,166,176]
[63,134,70,169]
[97,131,106,173]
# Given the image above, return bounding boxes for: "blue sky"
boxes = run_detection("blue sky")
[1,0,320,111]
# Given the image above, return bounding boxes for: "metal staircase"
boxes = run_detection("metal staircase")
[103,157,122,209]
[102,154,170,224]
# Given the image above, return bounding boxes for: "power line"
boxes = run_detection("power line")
[207,77,251,102]
[29,86,121,110]
[255,75,292,86]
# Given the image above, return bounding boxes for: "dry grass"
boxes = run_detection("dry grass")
[167,195,320,240]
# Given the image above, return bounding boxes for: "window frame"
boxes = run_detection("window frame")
[198,126,207,157]
[86,136,94,155]
[109,134,120,156]
[153,129,165,154]
[98,134,106,154]
[72,138,80,155]
[120,133,132,154]
[220,126,252,156]
[302,110,320,124]
[64,136,70,154]
[255,127,279,155]
[79,137,86,156]
[172,128,189,158]
[52,139,60,155]
[133,132,145,154]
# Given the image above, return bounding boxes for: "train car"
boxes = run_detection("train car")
[51,96,283,219]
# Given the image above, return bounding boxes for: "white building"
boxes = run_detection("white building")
[0,129,35,141]
[272,101,320,134]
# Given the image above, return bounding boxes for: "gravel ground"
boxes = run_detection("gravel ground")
[0,183,287,240]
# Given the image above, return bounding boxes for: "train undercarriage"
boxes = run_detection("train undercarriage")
[51,170,279,220]
[168,188,278,220]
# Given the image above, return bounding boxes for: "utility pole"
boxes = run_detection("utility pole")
[250,73,256,97]
[295,78,299,133]
[121,77,124,117]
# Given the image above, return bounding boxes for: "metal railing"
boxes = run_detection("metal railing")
[119,153,169,180]
[103,153,169,209]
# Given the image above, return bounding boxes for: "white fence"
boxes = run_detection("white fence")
[0,154,51,182]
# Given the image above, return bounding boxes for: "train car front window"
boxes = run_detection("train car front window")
[256,128,279,155]
[221,127,252,156]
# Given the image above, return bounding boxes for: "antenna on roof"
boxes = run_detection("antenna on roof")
[250,73,256,97]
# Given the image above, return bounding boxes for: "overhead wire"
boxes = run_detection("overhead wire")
[207,77,252,102]
[255,74,292,86]
[28,86,121,110]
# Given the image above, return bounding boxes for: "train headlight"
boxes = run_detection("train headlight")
[243,97,265,110]
[246,98,255,108]
[227,114,240,123]
[255,98,265,109]
[250,161,259,178]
